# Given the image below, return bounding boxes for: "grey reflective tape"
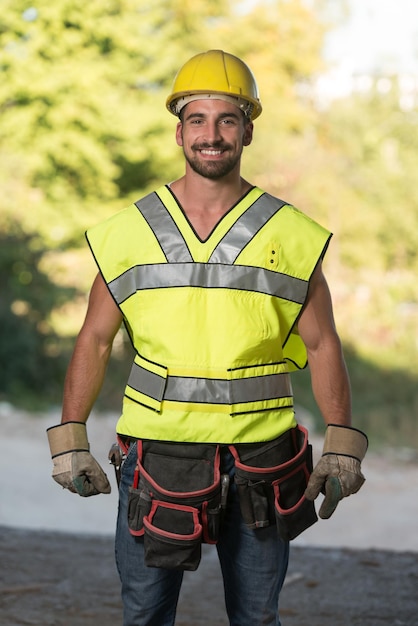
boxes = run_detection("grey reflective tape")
[127,363,166,401]
[108,263,307,305]
[135,193,193,263]
[209,193,286,264]
[165,376,229,404]
[231,373,293,404]
[160,372,291,405]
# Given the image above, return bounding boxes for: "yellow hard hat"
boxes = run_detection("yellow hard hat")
[166,50,262,121]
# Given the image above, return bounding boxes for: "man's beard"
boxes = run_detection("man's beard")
[184,142,242,180]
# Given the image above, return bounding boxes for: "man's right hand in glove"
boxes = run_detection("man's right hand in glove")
[47,422,111,497]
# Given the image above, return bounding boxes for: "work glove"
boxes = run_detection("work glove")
[305,424,368,519]
[47,421,111,497]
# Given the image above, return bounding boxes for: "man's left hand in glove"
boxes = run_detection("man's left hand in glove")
[47,421,111,497]
[305,424,368,519]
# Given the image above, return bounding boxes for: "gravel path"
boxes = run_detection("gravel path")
[0,526,417,626]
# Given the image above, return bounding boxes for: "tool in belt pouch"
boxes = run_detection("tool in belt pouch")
[127,440,223,571]
[230,425,318,541]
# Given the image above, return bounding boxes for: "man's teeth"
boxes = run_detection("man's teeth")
[201,149,222,155]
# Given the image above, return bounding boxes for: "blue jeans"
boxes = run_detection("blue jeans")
[115,442,289,626]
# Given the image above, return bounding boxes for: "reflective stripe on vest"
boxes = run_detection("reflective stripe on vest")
[127,358,292,414]
[134,193,193,263]
[109,262,307,306]
[208,192,286,264]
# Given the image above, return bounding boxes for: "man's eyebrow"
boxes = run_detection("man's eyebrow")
[218,112,241,120]
[184,112,205,121]
[184,111,241,122]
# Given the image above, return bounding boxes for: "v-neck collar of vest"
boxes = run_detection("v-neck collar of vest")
[161,184,263,244]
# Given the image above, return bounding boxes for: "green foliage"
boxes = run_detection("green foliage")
[314,78,418,273]
[0,0,228,245]
[292,344,418,450]
[0,223,77,405]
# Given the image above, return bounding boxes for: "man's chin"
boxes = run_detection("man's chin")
[187,157,237,180]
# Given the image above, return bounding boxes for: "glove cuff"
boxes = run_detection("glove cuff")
[323,424,368,461]
[47,421,89,458]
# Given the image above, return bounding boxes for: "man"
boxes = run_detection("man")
[48,50,367,625]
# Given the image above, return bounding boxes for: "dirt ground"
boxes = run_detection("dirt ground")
[0,525,417,626]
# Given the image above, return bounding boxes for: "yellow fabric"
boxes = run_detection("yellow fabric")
[119,399,297,445]
[86,186,331,444]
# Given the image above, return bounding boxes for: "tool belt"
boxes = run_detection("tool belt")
[123,425,317,571]
[230,425,317,540]
[126,440,223,571]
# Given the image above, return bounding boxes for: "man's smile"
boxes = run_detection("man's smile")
[200,149,224,156]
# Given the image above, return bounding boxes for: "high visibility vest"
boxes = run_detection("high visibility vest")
[86,185,331,444]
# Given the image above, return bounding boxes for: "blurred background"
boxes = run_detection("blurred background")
[1,0,417,547]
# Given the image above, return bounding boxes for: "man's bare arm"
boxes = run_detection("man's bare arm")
[299,263,368,518]
[297,262,351,426]
[61,273,123,424]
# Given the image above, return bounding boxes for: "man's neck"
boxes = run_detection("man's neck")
[170,173,252,240]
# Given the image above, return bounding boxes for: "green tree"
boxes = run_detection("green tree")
[0,223,77,404]
[323,78,418,272]
[0,0,228,246]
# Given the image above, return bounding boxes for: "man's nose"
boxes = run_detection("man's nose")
[204,121,222,143]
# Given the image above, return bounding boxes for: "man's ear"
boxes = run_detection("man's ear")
[175,122,183,146]
[243,121,253,147]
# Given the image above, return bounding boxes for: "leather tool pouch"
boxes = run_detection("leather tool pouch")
[127,440,222,570]
[231,425,318,541]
